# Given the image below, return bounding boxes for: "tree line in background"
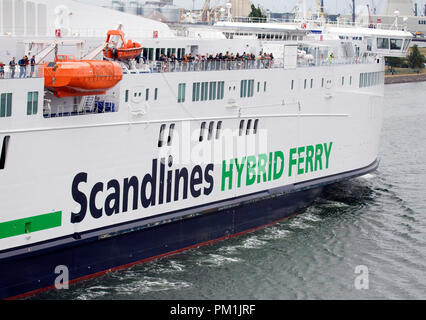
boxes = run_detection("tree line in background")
[386,45,425,74]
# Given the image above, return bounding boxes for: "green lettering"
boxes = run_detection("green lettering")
[273,151,285,180]
[323,142,333,169]
[257,154,268,183]
[297,147,305,175]
[268,152,273,181]
[235,157,246,188]
[221,160,233,191]
[305,145,314,173]
[288,148,297,177]
[246,156,257,186]
[314,144,323,171]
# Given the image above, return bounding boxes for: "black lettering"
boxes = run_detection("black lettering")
[174,168,189,201]
[158,158,166,205]
[90,182,104,219]
[190,166,203,198]
[123,176,139,212]
[105,179,120,216]
[141,159,157,208]
[204,164,214,195]
[71,172,88,224]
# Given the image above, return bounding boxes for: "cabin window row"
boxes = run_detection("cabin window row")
[192,81,225,102]
[158,123,175,148]
[0,93,12,118]
[126,88,158,102]
[239,119,259,136]
[359,72,383,88]
[143,48,186,61]
[200,121,222,142]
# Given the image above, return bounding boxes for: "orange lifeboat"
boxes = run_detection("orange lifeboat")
[103,30,143,61]
[44,55,122,98]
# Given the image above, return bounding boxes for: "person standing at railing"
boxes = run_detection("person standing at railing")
[9,57,16,78]
[18,56,28,78]
[30,56,36,78]
[0,61,4,79]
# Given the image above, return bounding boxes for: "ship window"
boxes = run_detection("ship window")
[168,124,175,146]
[390,39,403,50]
[199,122,206,142]
[125,90,129,102]
[155,48,160,60]
[0,136,10,170]
[264,81,267,92]
[208,121,214,141]
[145,88,149,101]
[253,119,259,134]
[27,91,38,115]
[158,124,166,148]
[246,119,252,135]
[217,81,225,100]
[341,77,344,86]
[257,82,260,92]
[350,76,352,86]
[192,82,200,102]
[248,80,254,97]
[240,80,247,98]
[310,79,313,88]
[178,83,186,103]
[0,93,12,118]
[291,80,294,90]
[154,88,158,100]
[201,82,208,101]
[377,38,389,49]
[321,78,324,88]
[216,121,222,140]
[304,79,307,89]
[209,82,217,101]
[148,48,154,61]
[239,120,245,136]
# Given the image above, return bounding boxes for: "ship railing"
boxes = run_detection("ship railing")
[43,99,117,118]
[138,59,278,73]
[0,64,44,80]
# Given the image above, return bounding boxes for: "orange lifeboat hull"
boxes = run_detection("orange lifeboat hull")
[103,44,143,61]
[44,60,122,98]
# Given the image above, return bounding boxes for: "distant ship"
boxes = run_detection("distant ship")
[0,0,412,299]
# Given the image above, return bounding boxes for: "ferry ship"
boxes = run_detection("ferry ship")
[0,0,412,299]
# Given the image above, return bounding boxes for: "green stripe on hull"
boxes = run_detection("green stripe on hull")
[0,211,62,239]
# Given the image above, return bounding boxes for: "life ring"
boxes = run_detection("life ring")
[301,23,307,29]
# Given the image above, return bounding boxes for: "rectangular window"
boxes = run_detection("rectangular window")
[216,121,222,140]
[246,119,252,135]
[145,88,149,101]
[208,121,214,141]
[253,119,259,134]
[248,80,254,97]
[199,122,206,142]
[304,79,307,89]
[1,93,12,118]
[377,38,389,49]
[125,90,129,102]
[178,83,186,103]
[27,92,33,115]
[350,76,352,86]
[291,80,294,90]
[264,81,267,92]
[310,79,313,89]
[168,124,175,146]
[257,82,260,92]
[0,136,10,170]
[239,120,245,136]
[154,88,158,100]
[209,82,217,101]
[217,81,224,100]
[158,124,166,148]
[148,48,154,61]
[390,39,403,50]
[201,82,208,101]
[240,80,248,98]
[341,76,344,86]
[321,78,324,88]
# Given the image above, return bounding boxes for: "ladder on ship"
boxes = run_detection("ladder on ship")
[80,95,96,113]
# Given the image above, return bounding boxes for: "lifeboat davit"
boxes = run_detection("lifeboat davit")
[103,30,143,61]
[44,55,122,98]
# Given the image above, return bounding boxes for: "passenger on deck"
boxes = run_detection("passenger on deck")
[9,57,16,78]
[30,56,36,77]
[0,61,4,79]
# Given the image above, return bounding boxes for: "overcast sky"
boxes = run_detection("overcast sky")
[79,0,426,15]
